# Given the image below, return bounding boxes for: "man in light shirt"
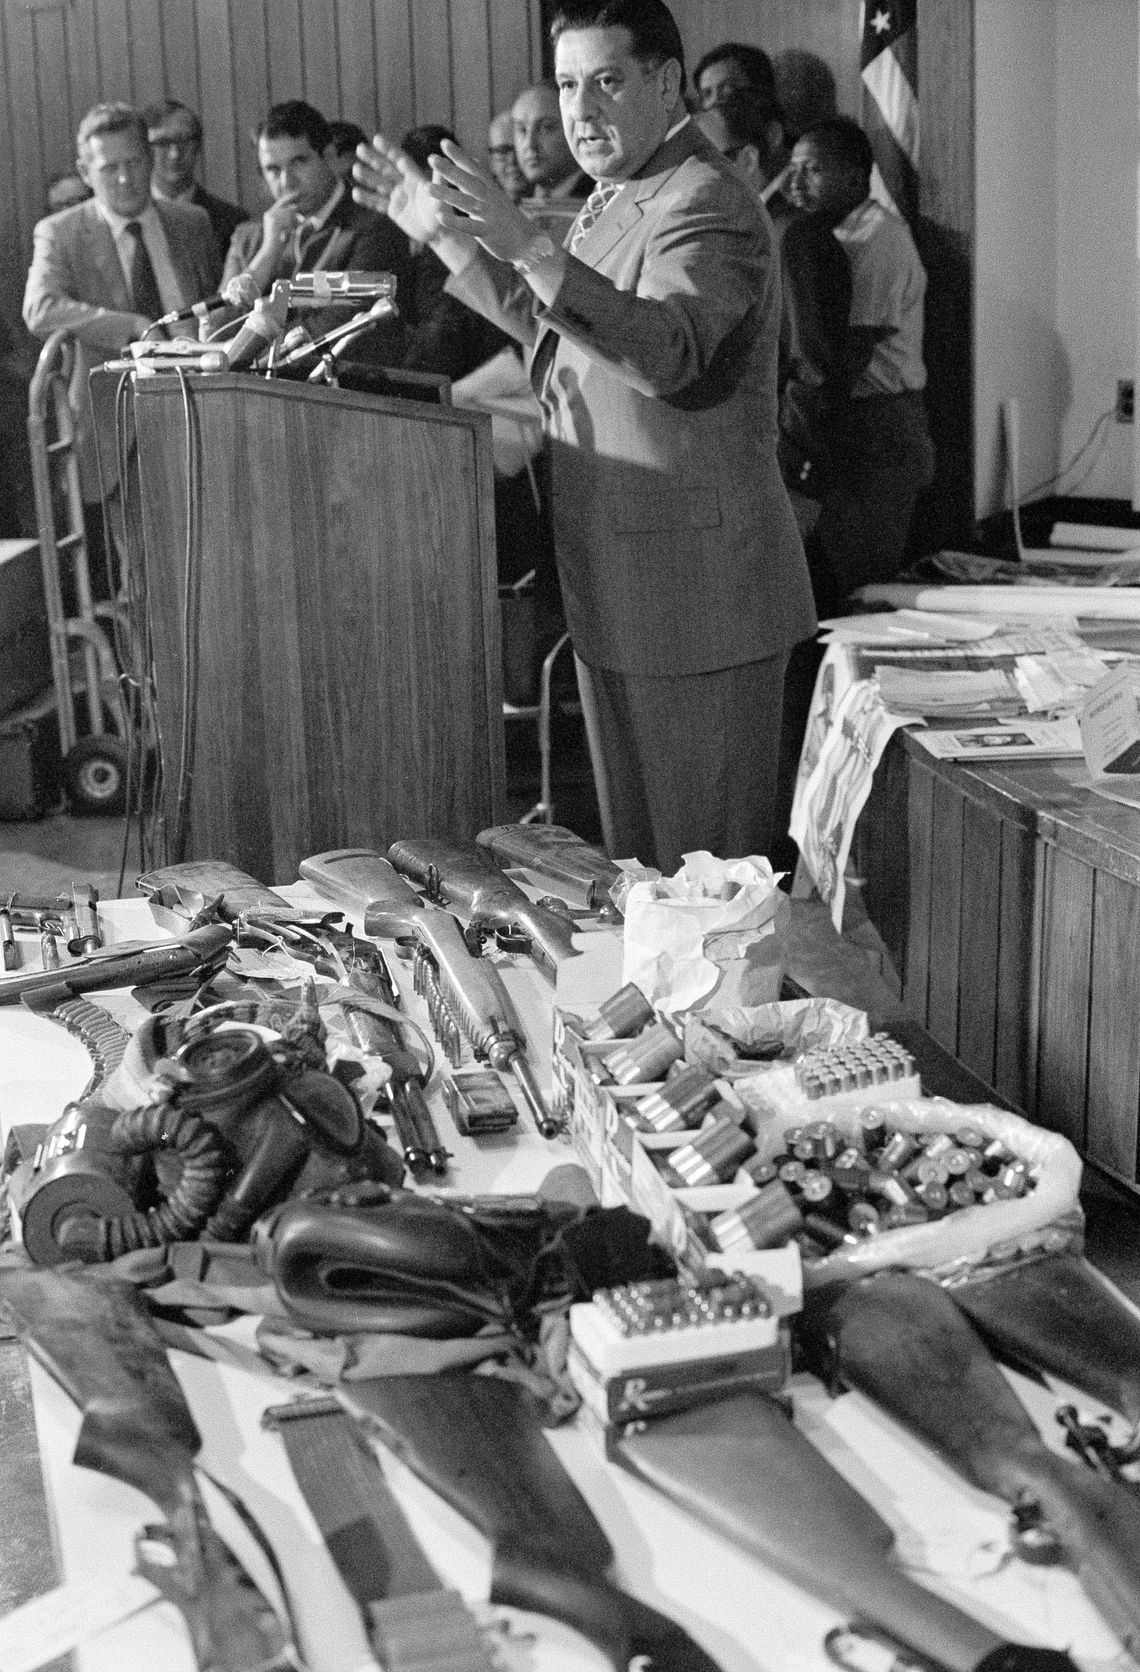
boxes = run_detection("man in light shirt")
[785,115,934,611]
[23,101,221,501]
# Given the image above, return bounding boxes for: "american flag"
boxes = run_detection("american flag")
[861,1,919,222]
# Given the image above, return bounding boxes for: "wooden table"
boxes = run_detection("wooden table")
[855,731,1140,1193]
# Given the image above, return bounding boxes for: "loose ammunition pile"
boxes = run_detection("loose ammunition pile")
[702,1113,1038,1263]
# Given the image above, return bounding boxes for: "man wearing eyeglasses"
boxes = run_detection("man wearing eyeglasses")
[145,98,246,255]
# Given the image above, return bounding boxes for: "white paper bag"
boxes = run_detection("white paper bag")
[620,851,787,1013]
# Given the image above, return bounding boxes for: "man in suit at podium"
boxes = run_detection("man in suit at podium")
[222,101,410,307]
[354,0,815,873]
[23,101,221,506]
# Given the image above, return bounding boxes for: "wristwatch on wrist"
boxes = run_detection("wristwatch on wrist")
[510,231,558,275]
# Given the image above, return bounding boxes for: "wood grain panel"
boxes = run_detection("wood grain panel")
[159,0,202,115]
[134,376,504,882]
[488,0,539,116]
[299,0,341,127]
[64,0,102,171]
[903,752,933,1023]
[32,5,72,181]
[956,796,1001,1087]
[193,0,238,201]
[410,2,455,135]
[446,0,493,151]
[992,816,1038,1113]
[335,0,379,131]
[266,0,303,106]
[1087,871,1140,1185]
[371,0,415,138]
[94,0,131,101]
[1035,845,1093,1151]
[227,1,268,213]
[666,0,861,117]
[925,773,964,1052]
[127,0,164,104]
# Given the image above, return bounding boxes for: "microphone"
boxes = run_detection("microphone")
[202,293,289,372]
[279,297,398,369]
[144,273,258,336]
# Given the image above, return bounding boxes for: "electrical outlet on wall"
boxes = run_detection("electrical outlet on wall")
[1116,378,1134,423]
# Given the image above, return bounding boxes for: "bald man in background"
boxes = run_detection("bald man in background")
[512,81,589,206]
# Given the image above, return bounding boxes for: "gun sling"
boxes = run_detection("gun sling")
[262,1395,497,1670]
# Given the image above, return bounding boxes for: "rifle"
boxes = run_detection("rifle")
[338,1370,727,1672]
[299,849,555,1135]
[386,834,581,981]
[476,821,622,911]
[0,922,233,1007]
[612,1389,1077,1672]
[800,1268,1140,1658]
[950,1250,1140,1435]
[0,1264,303,1672]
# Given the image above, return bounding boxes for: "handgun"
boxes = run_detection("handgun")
[386,835,581,982]
[299,849,555,1136]
[476,822,622,912]
[0,923,232,1006]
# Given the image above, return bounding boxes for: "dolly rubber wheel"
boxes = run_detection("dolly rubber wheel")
[63,734,130,816]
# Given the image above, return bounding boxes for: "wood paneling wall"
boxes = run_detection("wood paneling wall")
[0,0,544,353]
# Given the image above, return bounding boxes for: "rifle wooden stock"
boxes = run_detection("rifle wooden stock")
[613,1390,1075,1672]
[0,1266,300,1672]
[476,822,621,910]
[386,835,580,980]
[338,1371,726,1672]
[804,1270,1140,1660]
[953,1252,1140,1431]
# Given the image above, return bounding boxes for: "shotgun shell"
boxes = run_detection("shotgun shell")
[884,1201,930,1228]
[635,1063,719,1131]
[879,1131,918,1171]
[949,1180,977,1209]
[603,1021,684,1086]
[800,1172,834,1206]
[917,1181,949,1213]
[710,1179,804,1252]
[740,1155,778,1186]
[778,1159,807,1189]
[669,1113,755,1186]
[582,982,654,1041]
[848,1201,882,1235]
[954,1125,986,1149]
[800,1211,851,1250]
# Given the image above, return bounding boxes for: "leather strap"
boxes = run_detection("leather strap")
[263,1395,498,1671]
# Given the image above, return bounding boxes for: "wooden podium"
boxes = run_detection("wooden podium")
[132,373,504,883]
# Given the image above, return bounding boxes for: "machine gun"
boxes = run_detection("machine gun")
[0,1265,303,1672]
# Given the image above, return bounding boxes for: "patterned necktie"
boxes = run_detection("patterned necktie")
[569,180,621,254]
[124,220,162,320]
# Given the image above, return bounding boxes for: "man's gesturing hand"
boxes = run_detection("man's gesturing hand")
[352,136,446,246]
[428,139,536,264]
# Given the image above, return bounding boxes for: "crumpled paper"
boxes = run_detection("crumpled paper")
[620,851,787,1013]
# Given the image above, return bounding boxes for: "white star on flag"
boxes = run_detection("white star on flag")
[871,9,891,32]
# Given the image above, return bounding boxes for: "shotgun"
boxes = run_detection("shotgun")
[0,1264,303,1672]
[801,1268,1140,1658]
[299,849,553,1134]
[338,1370,727,1672]
[612,1390,1077,1672]
[386,834,581,981]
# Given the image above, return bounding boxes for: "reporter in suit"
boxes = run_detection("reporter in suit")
[222,101,410,299]
[23,101,221,500]
[355,0,815,872]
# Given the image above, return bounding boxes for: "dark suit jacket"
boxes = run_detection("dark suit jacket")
[222,191,412,294]
[222,192,413,362]
[449,122,816,678]
[189,184,247,255]
[23,196,221,495]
